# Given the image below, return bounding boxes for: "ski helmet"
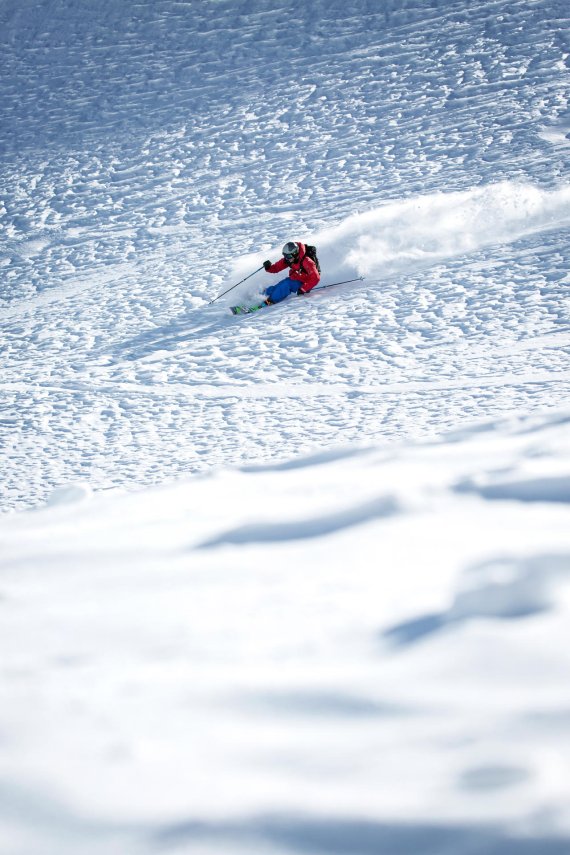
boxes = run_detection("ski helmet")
[282,241,299,262]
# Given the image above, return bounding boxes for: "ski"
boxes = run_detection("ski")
[230,302,267,315]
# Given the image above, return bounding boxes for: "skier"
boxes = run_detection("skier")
[262,242,320,304]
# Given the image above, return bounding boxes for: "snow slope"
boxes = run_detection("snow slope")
[2,176,569,509]
[0,0,570,509]
[1,0,570,852]
[1,412,570,855]
[1,0,569,511]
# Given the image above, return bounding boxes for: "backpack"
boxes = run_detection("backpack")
[302,244,321,273]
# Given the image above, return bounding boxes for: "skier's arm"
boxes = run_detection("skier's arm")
[297,257,320,293]
[264,258,288,274]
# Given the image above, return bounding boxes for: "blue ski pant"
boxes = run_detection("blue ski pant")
[264,277,301,304]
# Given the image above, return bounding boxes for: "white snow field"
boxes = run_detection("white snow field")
[1,0,570,853]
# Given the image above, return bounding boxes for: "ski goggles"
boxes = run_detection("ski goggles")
[283,250,299,262]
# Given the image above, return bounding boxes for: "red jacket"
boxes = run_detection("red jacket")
[266,242,320,293]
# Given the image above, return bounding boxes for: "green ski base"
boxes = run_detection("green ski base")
[230,302,268,315]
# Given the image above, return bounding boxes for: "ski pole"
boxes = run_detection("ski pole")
[300,276,365,294]
[208,266,264,305]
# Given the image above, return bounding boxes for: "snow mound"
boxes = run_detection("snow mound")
[44,483,93,507]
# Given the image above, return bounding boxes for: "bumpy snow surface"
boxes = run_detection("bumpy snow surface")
[1,0,570,853]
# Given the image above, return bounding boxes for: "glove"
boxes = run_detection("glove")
[263,260,272,271]
[297,287,306,295]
